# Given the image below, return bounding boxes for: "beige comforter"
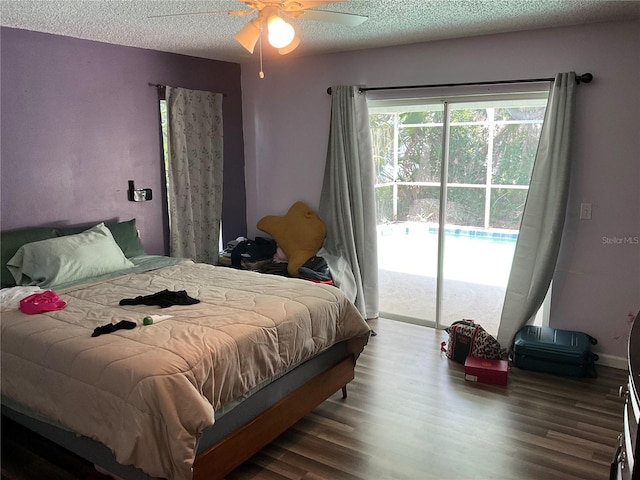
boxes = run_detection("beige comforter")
[0,262,370,480]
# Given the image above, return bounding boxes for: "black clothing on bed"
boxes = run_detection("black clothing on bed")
[119,289,200,309]
[92,320,137,337]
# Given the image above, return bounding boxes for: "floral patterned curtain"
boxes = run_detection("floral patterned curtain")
[166,87,223,264]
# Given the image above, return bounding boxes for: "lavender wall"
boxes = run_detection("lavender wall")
[0,27,246,255]
[241,20,640,362]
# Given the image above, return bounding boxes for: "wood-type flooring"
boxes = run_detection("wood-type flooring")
[1,318,626,480]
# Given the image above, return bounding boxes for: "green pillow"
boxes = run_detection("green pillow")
[105,219,146,258]
[57,219,146,258]
[1,227,59,288]
[54,225,90,236]
[7,223,135,288]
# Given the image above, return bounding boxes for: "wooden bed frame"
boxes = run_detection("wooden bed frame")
[2,353,356,480]
[194,355,355,480]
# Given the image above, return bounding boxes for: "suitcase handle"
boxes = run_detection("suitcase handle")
[588,334,598,345]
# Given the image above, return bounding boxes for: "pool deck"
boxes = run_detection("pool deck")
[378,269,504,336]
[377,222,516,336]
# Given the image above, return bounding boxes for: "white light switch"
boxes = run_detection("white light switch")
[580,202,592,220]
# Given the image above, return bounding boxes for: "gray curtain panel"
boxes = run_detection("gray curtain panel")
[497,72,577,348]
[319,86,379,319]
[166,87,224,264]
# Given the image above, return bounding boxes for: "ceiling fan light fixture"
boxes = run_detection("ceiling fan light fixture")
[278,33,300,55]
[267,15,295,49]
[234,18,261,53]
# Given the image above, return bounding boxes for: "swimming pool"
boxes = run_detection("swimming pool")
[377,222,517,287]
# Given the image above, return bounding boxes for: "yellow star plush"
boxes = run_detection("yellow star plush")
[257,201,327,277]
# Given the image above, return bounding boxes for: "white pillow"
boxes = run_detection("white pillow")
[7,223,134,288]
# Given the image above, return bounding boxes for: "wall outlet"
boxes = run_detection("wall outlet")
[579,202,592,220]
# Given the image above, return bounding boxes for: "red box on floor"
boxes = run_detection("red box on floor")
[464,356,508,386]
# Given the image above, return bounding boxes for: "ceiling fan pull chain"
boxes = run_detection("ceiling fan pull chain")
[259,22,265,79]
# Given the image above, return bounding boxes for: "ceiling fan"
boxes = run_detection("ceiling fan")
[151,0,368,56]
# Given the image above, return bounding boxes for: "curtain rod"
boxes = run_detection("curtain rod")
[326,73,593,95]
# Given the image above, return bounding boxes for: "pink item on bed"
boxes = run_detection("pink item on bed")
[19,290,67,314]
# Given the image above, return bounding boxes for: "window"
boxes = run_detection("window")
[369,92,549,333]
[160,98,168,180]
[158,97,224,252]
[370,95,547,230]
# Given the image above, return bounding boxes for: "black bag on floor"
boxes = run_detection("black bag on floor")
[231,237,277,267]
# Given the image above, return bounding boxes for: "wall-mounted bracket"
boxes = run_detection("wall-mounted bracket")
[127,180,152,202]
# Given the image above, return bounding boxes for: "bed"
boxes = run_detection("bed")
[0,220,371,480]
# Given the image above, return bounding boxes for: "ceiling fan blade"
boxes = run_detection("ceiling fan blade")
[148,10,237,19]
[287,1,346,7]
[300,9,368,26]
[278,34,301,55]
[239,0,265,8]
[234,19,262,54]
[280,1,346,16]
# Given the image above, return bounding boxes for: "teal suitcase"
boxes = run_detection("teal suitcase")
[513,326,598,377]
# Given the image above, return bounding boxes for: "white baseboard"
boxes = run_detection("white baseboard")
[597,353,627,370]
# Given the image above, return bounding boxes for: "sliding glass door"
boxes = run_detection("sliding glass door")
[372,104,443,325]
[370,94,547,334]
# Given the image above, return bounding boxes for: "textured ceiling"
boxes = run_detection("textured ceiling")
[1,0,639,63]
